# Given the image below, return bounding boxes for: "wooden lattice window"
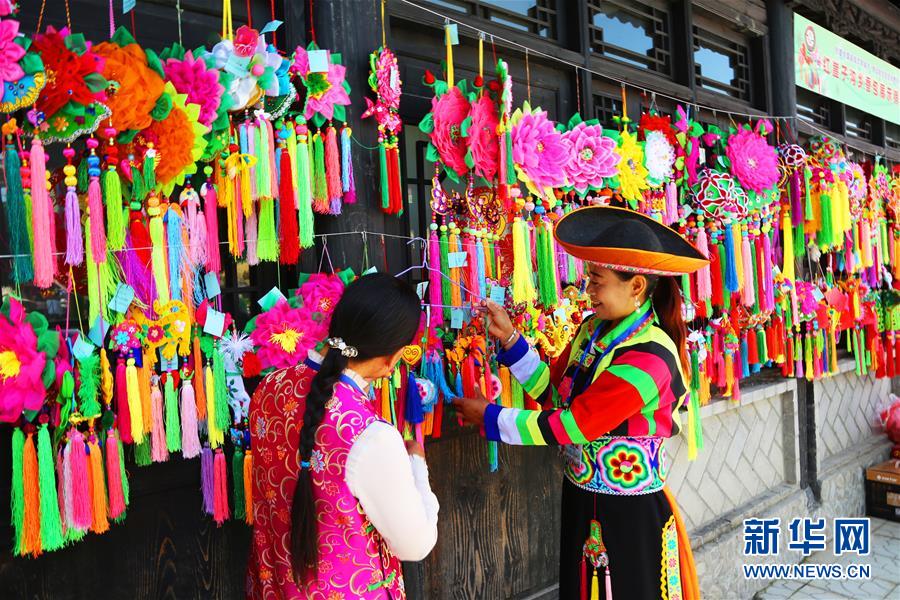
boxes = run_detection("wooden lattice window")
[886,122,900,150]
[588,0,670,75]
[796,88,831,128]
[426,0,558,39]
[693,26,751,101]
[593,94,623,127]
[844,107,873,142]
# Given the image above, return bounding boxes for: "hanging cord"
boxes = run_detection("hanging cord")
[65,0,72,30]
[36,0,47,33]
[525,48,531,104]
[270,0,277,46]
[246,0,252,28]
[108,0,115,38]
[381,0,387,48]
[222,0,234,41]
[575,67,582,116]
[478,32,484,79]
[308,0,317,44]
[176,0,183,46]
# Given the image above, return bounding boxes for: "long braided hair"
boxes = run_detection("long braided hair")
[290,273,421,582]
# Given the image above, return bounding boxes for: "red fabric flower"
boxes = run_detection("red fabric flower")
[32,27,106,118]
[233,26,260,58]
[639,113,678,148]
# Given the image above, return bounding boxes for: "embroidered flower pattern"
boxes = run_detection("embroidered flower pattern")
[599,441,651,492]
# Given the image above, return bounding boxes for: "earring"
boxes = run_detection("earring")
[633,298,641,312]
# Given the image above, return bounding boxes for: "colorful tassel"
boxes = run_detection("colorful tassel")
[37,425,64,551]
[278,146,300,264]
[511,218,537,303]
[212,449,229,525]
[164,375,182,453]
[311,132,328,213]
[4,139,33,282]
[126,358,144,444]
[232,449,245,521]
[105,430,127,521]
[200,446,214,515]
[150,381,168,463]
[293,123,315,248]
[30,137,55,287]
[180,378,201,459]
[341,125,356,204]
[22,432,42,556]
[324,126,342,214]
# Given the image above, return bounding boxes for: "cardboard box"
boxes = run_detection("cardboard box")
[865,460,900,522]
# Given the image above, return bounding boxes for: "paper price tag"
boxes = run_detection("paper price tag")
[489,285,506,304]
[108,283,135,314]
[450,308,465,329]
[204,272,222,299]
[260,20,282,34]
[446,24,459,45]
[203,309,226,338]
[72,335,96,360]
[448,252,468,268]
[87,318,110,347]
[308,50,330,73]
[257,286,287,311]
[416,282,428,300]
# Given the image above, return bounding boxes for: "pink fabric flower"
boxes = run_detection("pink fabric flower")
[726,128,779,193]
[562,121,618,195]
[233,26,260,58]
[250,299,316,370]
[293,46,351,122]
[467,94,499,180]
[374,48,400,109]
[0,19,25,82]
[298,274,345,339]
[430,85,470,177]
[0,299,49,423]
[512,105,567,190]
[164,50,224,128]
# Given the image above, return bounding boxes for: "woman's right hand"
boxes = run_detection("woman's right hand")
[473,300,515,345]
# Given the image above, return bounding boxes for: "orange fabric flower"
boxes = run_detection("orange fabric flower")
[94,40,163,132]
[131,103,193,186]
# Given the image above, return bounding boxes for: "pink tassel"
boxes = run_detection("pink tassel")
[105,430,126,519]
[605,567,613,600]
[428,230,443,326]
[265,118,279,198]
[64,186,84,266]
[696,227,712,301]
[741,234,754,307]
[665,181,678,225]
[465,236,479,304]
[30,138,55,287]
[202,183,221,273]
[324,126,342,214]
[68,431,92,530]
[183,188,208,268]
[115,360,132,444]
[150,383,168,463]
[244,200,259,266]
[55,448,68,538]
[88,176,107,263]
[180,379,201,459]
[213,450,229,525]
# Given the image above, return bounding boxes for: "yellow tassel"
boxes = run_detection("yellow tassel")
[499,366,512,408]
[781,209,795,282]
[126,359,144,444]
[511,219,537,303]
[724,353,734,398]
[381,379,391,423]
[100,349,113,409]
[243,450,253,525]
[148,199,170,304]
[206,365,223,448]
[445,23,454,87]
[590,569,599,600]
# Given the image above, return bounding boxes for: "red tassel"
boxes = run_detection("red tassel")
[278,150,300,264]
[387,146,403,214]
[129,210,153,268]
[887,333,896,379]
[68,431,92,531]
[106,430,126,520]
[213,449,230,525]
[580,558,588,600]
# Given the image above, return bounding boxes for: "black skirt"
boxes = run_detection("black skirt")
[558,477,675,600]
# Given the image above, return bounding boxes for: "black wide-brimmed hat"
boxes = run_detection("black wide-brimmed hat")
[554,206,708,275]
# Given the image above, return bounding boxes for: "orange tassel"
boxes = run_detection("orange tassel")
[88,437,109,533]
[22,433,42,557]
[243,450,253,525]
[193,336,207,421]
[139,364,153,434]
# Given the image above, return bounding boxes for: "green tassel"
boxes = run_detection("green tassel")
[535,223,558,307]
[750,249,760,315]
[103,168,125,251]
[505,131,515,185]
[291,129,314,248]
[77,354,102,419]
[134,436,152,466]
[131,165,146,203]
[379,144,390,210]
[77,156,90,194]
[232,449,245,521]
[794,223,806,259]
[511,377,524,409]
[11,428,25,556]
[757,328,768,364]
[681,273,693,314]
[213,345,230,433]
[818,193,833,249]
[4,145,33,282]
[143,154,156,193]
[803,167,813,220]
[312,133,327,206]
[439,229,452,320]
[164,376,182,453]
[717,242,730,310]
[37,425,64,552]
[256,198,279,261]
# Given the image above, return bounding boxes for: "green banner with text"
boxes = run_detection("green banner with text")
[794,13,899,125]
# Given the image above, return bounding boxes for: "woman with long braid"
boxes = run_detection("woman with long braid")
[247,274,438,599]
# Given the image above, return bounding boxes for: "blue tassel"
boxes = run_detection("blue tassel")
[404,371,424,425]
[341,127,351,193]
[740,335,750,378]
[166,206,184,301]
[475,239,487,299]
[4,145,32,282]
[724,224,739,292]
[425,354,458,401]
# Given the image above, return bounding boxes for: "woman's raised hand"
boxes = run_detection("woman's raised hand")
[472,300,516,345]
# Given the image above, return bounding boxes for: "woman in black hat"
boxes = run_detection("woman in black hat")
[455,206,706,600]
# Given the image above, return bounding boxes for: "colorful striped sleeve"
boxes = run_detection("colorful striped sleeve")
[496,334,558,407]
[484,347,672,446]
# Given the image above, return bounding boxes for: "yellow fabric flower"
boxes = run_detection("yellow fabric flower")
[616,129,649,204]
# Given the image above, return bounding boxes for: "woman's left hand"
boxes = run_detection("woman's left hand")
[452,393,489,427]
